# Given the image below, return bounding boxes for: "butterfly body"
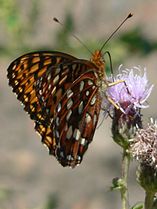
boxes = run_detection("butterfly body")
[7,50,106,167]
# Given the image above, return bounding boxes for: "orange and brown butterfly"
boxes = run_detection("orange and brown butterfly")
[7,13,132,167]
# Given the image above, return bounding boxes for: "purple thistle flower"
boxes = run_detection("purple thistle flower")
[104,66,154,147]
[103,65,153,112]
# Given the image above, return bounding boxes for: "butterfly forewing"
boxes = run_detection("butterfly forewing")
[7,51,103,167]
[7,51,77,123]
[35,122,56,155]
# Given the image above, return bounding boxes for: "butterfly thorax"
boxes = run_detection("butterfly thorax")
[90,50,105,80]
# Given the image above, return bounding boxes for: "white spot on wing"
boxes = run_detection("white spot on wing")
[39,90,42,95]
[12,65,16,70]
[80,81,84,92]
[85,113,91,124]
[93,114,97,126]
[55,130,59,138]
[53,75,59,85]
[90,95,96,106]
[12,73,16,78]
[66,89,73,98]
[77,155,81,161]
[67,155,73,161]
[47,73,51,81]
[55,67,61,75]
[66,125,73,139]
[78,101,84,114]
[60,151,64,158]
[80,138,86,145]
[88,80,93,86]
[48,84,52,90]
[67,99,73,110]
[66,110,72,121]
[86,90,90,96]
[73,129,81,141]
[57,103,61,112]
[56,117,60,126]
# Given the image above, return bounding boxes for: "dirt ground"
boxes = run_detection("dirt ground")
[1,1,157,209]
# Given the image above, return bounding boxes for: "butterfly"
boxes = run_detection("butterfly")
[7,14,132,168]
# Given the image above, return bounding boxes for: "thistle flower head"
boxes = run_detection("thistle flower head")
[104,66,153,147]
[103,65,153,112]
[131,119,157,192]
[131,119,157,169]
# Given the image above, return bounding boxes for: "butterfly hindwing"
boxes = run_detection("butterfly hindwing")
[35,69,101,167]
[54,74,101,167]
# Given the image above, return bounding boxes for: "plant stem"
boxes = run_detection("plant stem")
[121,149,130,209]
[144,191,155,209]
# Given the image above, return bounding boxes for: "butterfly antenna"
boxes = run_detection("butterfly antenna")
[53,17,93,55]
[100,13,133,54]
[103,50,114,75]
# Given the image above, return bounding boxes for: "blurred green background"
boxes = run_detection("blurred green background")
[0,0,157,209]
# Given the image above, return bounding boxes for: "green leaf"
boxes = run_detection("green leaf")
[131,203,143,209]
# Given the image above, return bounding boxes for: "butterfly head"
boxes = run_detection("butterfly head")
[91,50,105,78]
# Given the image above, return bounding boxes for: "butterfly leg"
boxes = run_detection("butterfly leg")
[105,79,127,113]
[106,95,126,113]
[106,79,136,114]
[107,79,124,87]
[108,79,131,96]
